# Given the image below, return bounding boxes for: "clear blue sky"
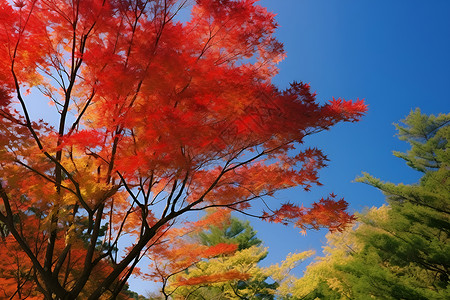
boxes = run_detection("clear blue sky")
[242,0,450,274]
[129,0,450,295]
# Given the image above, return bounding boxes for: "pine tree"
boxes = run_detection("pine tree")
[352,109,450,299]
[292,109,450,299]
[169,216,277,300]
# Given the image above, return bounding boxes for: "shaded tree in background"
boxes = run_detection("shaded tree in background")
[0,0,366,298]
[291,109,449,300]
[158,213,314,300]
[142,210,241,299]
[166,215,277,299]
[198,216,261,251]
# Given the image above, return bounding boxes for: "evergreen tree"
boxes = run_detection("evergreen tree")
[198,218,262,251]
[292,109,450,299]
[169,216,278,299]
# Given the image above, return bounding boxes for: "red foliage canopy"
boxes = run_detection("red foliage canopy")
[0,0,366,298]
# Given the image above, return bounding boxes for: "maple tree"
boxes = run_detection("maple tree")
[0,0,366,298]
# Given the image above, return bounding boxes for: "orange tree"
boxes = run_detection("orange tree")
[0,0,366,298]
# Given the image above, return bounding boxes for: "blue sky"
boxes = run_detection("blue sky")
[128,0,450,295]
[237,0,450,275]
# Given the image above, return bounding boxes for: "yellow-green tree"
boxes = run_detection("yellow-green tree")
[167,217,276,299]
[165,216,315,300]
[288,207,387,300]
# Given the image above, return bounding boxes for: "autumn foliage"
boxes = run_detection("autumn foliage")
[0,0,366,298]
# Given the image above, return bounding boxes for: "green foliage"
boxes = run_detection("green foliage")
[169,216,277,299]
[169,215,317,299]
[393,108,449,172]
[295,281,342,300]
[292,109,450,299]
[199,217,262,251]
[121,283,149,300]
[355,109,450,296]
